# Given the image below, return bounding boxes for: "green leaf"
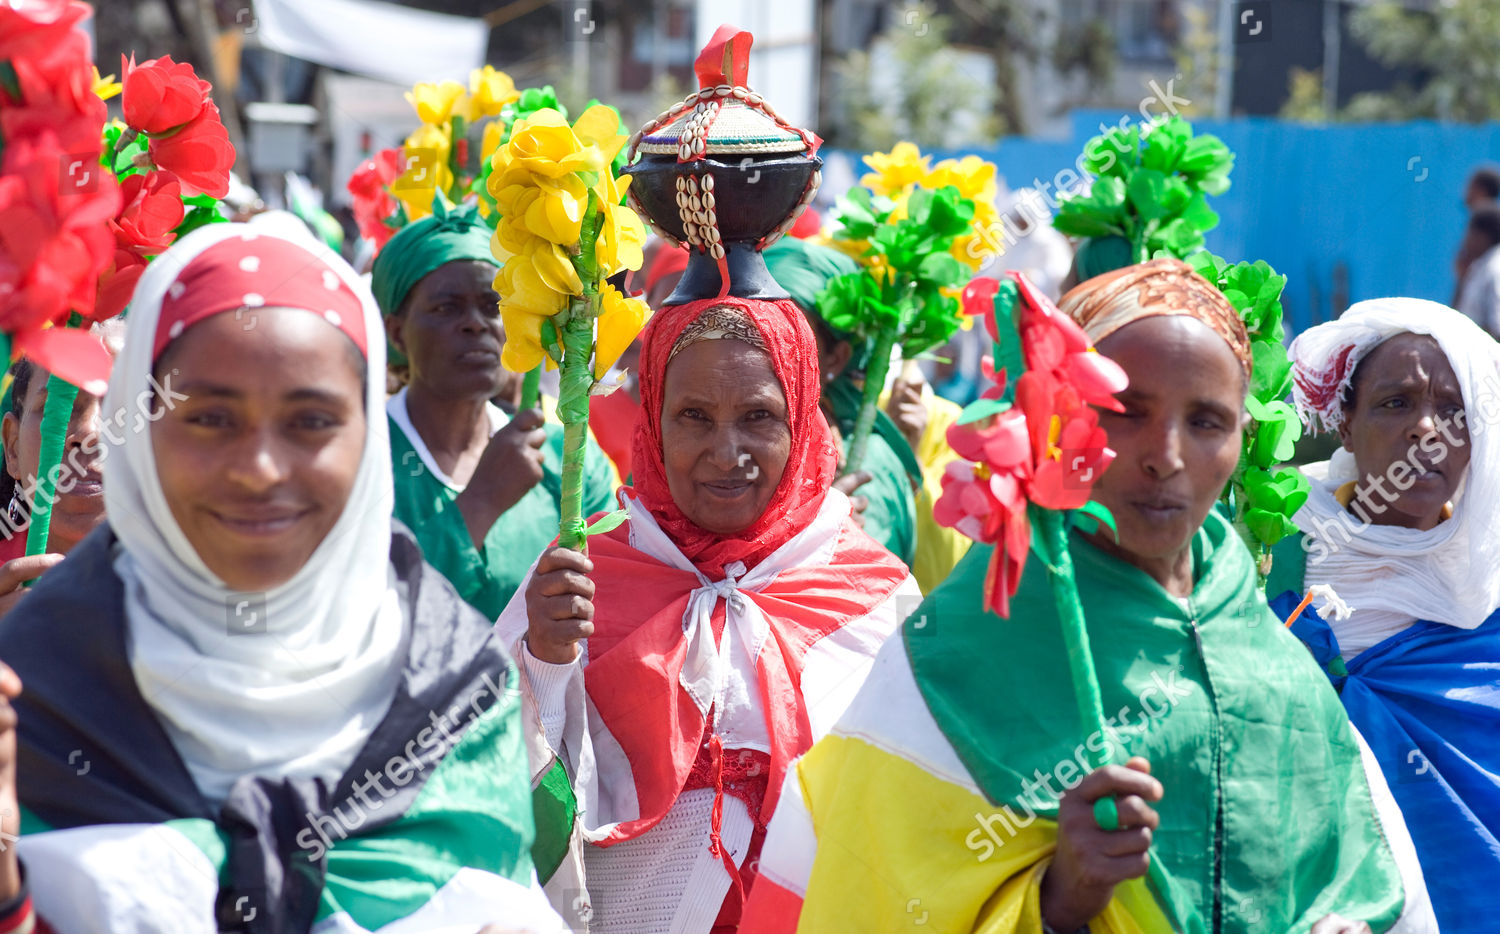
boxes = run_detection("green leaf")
[922,186,975,239]
[1178,134,1232,177]
[818,272,897,336]
[1074,500,1118,540]
[584,509,628,537]
[1248,339,1292,401]
[1127,168,1171,221]
[916,252,968,289]
[1152,218,1204,256]
[833,187,878,239]
[1245,508,1295,547]
[1051,210,1123,239]
[956,396,1013,424]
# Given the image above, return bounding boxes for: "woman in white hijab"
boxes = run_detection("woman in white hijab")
[0,224,563,934]
[1270,297,1500,934]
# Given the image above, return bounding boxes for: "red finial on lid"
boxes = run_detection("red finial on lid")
[694,24,752,90]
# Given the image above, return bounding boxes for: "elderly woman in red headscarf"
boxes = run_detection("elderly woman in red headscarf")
[494,291,920,932]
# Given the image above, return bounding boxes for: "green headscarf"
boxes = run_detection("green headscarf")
[763,237,872,371]
[371,199,497,318]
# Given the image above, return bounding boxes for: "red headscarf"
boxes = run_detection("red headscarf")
[628,295,838,578]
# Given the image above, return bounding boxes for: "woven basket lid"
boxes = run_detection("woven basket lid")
[638,99,806,156]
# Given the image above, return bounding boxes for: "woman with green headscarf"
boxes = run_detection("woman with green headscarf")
[763,236,920,566]
[372,200,618,619]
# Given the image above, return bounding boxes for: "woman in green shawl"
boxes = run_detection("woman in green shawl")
[763,236,919,566]
[743,259,1435,934]
[372,200,618,619]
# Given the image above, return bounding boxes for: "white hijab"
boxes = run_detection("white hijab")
[105,223,406,803]
[1288,298,1500,651]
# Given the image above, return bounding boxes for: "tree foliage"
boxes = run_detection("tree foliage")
[1345,0,1500,122]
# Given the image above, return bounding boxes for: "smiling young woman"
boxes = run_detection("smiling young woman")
[0,225,563,932]
[1270,299,1500,934]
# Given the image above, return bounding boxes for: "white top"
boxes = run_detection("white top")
[496,491,920,932]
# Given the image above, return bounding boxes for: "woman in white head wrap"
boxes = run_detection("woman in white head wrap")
[0,224,563,933]
[1273,297,1500,934]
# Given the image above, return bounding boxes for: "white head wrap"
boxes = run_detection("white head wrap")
[1288,298,1500,644]
[105,223,405,803]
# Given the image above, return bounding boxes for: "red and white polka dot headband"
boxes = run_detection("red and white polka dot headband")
[153,232,368,362]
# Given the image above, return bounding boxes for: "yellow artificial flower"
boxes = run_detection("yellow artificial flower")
[594,284,650,378]
[952,198,1005,271]
[506,109,606,181]
[860,142,930,197]
[571,103,629,166]
[490,213,535,263]
[92,67,121,101]
[499,304,548,372]
[925,155,998,203]
[469,66,520,118]
[393,124,452,220]
[529,239,585,295]
[523,173,590,244]
[496,260,570,370]
[406,80,466,126]
[479,119,504,166]
[595,198,646,276]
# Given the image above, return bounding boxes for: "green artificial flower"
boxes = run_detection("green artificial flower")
[1055,116,1233,267]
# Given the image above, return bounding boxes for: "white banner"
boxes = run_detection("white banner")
[251,0,487,87]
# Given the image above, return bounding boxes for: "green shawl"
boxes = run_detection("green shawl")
[904,507,1405,933]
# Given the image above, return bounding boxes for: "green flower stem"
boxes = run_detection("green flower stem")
[448,115,467,200]
[555,194,603,553]
[518,366,542,410]
[1130,222,1148,264]
[1037,509,1109,772]
[1039,507,1174,900]
[111,127,141,165]
[842,327,895,476]
[26,374,79,558]
[555,304,594,552]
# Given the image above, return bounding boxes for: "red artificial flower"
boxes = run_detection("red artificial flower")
[1,38,106,153]
[0,131,120,331]
[962,276,1002,341]
[348,147,405,250]
[933,271,1129,617]
[111,171,184,255]
[120,54,212,134]
[95,248,149,322]
[0,0,91,72]
[148,102,235,198]
[94,171,184,320]
[118,54,234,198]
[936,413,1033,617]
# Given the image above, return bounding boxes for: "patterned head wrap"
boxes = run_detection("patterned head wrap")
[1058,257,1251,379]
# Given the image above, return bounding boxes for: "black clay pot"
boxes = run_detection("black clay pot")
[623,151,822,303]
